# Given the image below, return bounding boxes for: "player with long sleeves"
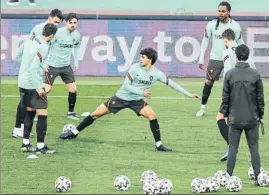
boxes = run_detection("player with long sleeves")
[12,9,63,138]
[44,13,81,120]
[196,1,244,117]
[217,29,256,161]
[59,48,200,152]
[18,23,58,154]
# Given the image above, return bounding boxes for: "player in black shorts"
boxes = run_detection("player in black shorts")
[196,1,244,117]
[44,13,81,120]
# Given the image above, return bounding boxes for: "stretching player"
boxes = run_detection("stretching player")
[217,29,256,161]
[196,1,244,117]
[12,9,63,138]
[59,48,200,151]
[44,13,81,120]
[18,23,57,154]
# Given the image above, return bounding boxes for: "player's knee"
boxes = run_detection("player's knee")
[45,84,52,93]
[68,83,77,93]
[206,79,214,86]
[148,112,157,120]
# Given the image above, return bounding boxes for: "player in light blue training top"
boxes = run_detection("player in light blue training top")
[44,13,81,120]
[59,48,200,152]
[196,1,244,117]
[18,23,58,154]
[12,9,64,138]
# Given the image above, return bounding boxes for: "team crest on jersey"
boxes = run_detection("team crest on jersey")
[149,76,153,81]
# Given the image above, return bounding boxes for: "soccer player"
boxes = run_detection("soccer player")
[217,29,256,161]
[44,13,81,120]
[59,48,200,151]
[12,9,63,138]
[196,1,244,117]
[18,23,58,154]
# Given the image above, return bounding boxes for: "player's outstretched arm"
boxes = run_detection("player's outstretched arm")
[157,71,200,99]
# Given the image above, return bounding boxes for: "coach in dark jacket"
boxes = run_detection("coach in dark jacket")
[219,44,265,183]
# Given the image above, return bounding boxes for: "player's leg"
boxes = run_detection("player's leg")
[60,96,125,139]
[216,112,229,161]
[60,66,79,120]
[130,100,172,152]
[30,90,55,154]
[66,82,78,119]
[12,100,26,138]
[245,125,261,183]
[226,126,242,176]
[196,60,223,117]
[21,106,36,152]
[20,89,36,152]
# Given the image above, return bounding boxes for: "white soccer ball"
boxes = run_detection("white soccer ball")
[225,176,242,192]
[157,178,173,194]
[205,176,220,192]
[248,166,264,179]
[143,180,159,195]
[214,170,230,186]
[257,171,269,187]
[55,176,72,192]
[114,175,131,191]
[191,177,207,193]
[62,124,76,134]
[141,170,158,185]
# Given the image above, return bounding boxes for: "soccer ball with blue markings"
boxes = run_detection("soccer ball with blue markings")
[114,175,131,191]
[55,176,72,192]
[257,171,269,187]
[191,177,207,193]
[214,170,230,186]
[225,176,242,192]
[141,170,158,185]
[62,124,76,134]
[205,176,220,192]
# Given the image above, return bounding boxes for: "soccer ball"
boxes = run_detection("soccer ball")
[248,166,264,179]
[157,178,173,194]
[191,177,207,193]
[214,170,230,186]
[141,170,158,185]
[114,175,131,191]
[205,176,220,192]
[143,180,159,195]
[257,171,269,187]
[62,124,76,134]
[55,176,72,192]
[225,176,242,192]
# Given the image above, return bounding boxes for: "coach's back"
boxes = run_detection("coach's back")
[220,62,264,129]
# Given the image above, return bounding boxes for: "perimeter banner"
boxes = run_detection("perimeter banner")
[1,19,268,77]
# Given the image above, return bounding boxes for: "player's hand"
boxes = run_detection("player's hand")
[44,67,49,73]
[191,94,200,99]
[143,90,152,99]
[36,88,46,96]
[73,67,78,72]
[198,64,204,70]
